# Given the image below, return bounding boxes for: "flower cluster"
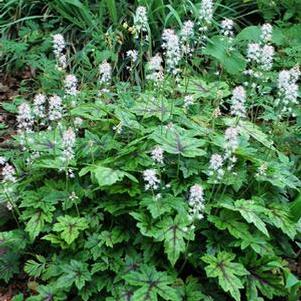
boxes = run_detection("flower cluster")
[183,95,194,109]
[199,0,214,25]
[230,86,247,118]
[133,6,148,38]
[52,34,67,70]
[151,146,164,164]
[126,50,138,63]
[126,50,138,71]
[180,21,195,55]
[33,94,46,119]
[224,127,239,154]
[17,103,33,132]
[1,163,16,183]
[143,169,160,190]
[277,66,300,116]
[162,29,182,75]
[64,74,78,96]
[209,153,224,181]
[61,128,76,162]
[99,61,112,85]
[256,163,268,177]
[49,95,63,121]
[188,184,205,221]
[260,23,273,44]
[247,43,274,71]
[146,53,164,82]
[220,19,234,37]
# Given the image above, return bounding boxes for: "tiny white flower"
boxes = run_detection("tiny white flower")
[99,61,112,85]
[2,163,16,183]
[188,184,205,221]
[64,74,78,96]
[133,6,148,37]
[151,146,164,164]
[184,95,194,109]
[33,94,46,119]
[62,128,76,162]
[49,95,63,121]
[143,169,160,190]
[162,29,182,75]
[221,19,234,37]
[199,0,214,24]
[261,23,273,43]
[17,103,33,132]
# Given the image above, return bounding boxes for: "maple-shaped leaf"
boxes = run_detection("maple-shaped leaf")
[53,215,88,245]
[57,260,91,290]
[123,264,180,301]
[151,126,206,158]
[155,214,194,266]
[202,252,249,301]
[220,199,269,237]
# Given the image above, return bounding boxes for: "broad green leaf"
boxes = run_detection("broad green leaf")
[123,264,179,301]
[220,199,269,237]
[24,210,53,241]
[265,203,296,239]
[155,214,194,266]
[57,260,91,290]
[203,36,246,74]
[140,195,185,218]
[53,215,88,245]
[94,166,125,186]
[235,26,261,42]
[71,103,107,121]
[245,255,286,300]
[290,193,301,222]
[178,77,231,100]
[202,252,249,301]
[151,126,206,158]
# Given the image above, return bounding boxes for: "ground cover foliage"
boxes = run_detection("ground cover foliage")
[0,0,301,300]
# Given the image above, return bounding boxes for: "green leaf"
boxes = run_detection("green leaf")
[235,26,261,42]
[123,264,180,301]
[290,193,301,222]
[24,255,47,278]
[155,214,194,266]
[53,215,88,245]
[24,210,53,241]
[202,252,249,301]
[151,126,206,158]
[71,103,107,121]
[220,199,269,237]
[178,77,231,100]
[245,255,286,300]
[265,203,296,239]
[57,260,91,290]
[203,36,246,74]
[140,195,185,218]
[94,166,125,186]
[208,210,250,239]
